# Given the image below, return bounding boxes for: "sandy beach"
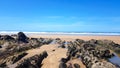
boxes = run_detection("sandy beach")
[28,34,120,44]
[1,32,120,68]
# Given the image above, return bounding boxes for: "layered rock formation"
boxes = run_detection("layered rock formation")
[0,32,53,68]
[16,51,48,68]
[59,39,120,68]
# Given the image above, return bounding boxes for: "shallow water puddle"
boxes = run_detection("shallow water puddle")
[109,53,120,66]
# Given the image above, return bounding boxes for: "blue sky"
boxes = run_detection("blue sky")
[0,0,120,32]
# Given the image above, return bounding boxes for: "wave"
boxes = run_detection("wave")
[0,31,120,36]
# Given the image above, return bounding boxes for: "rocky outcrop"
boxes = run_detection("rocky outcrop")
[88,39,120,54]
[12,52,28,64]
[0,35,15,41]
[0,32,54,68]
[65,39,117,68]
[0,52,27,67]
[17,32,28,43]
[79,43,115,68]
[55,38,66,48]
[16,51,48,68]
[91,61,116,68]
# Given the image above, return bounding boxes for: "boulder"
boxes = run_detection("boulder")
[59,62,67,68]
[17,32,28,43]
[60,58,68,63]
[74,63,80,68]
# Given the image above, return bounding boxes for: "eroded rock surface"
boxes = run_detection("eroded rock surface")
[16,51,48,68]
[63,39,118,68]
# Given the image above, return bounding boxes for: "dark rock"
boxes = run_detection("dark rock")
[4,35,14,40]
[16,51,48,68]
[0,62,7,67]
[17,32,28,43]
[60,55,71,64]
[52,49,55,51]
[30,38,38,40]
[74,63,80,68]
[61,44,66,48]
[0,45,2,48]
[58,43,66,48]
[0,52,28,67]
[12,52,28,64]
[59,62,67,68]
[55,38,61,40]
[2,35,15,41]
[60,58,68,63]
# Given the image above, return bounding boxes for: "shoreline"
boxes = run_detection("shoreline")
[0,31,120,36]
[28,34,120,44]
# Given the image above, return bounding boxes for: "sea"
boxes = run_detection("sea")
[0,31,120,36]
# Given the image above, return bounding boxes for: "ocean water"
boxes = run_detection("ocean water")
[0,31,120,36]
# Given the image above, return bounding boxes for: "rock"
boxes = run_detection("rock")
[0,62,7,67]
[0,45,2,48]
[16,51,48,68]
[87,39,97,44]
[92,61,116,68]
[42,38,53,44]
[52,49,55,51]
[17,32,28,43]
[75,39,85,44]
[0,52,28,67]
[59,62,67,68]
[74,63,80,68]
[12,52,28,64]
[55,38,61,40]
[60,58,68,63]
[60,55,71,64]
[66,41,117,68]
[58,43,66,48]
[55,38,62,44]
[0,35,15,41]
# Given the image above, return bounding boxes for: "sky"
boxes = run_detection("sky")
[0,0,120,32]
